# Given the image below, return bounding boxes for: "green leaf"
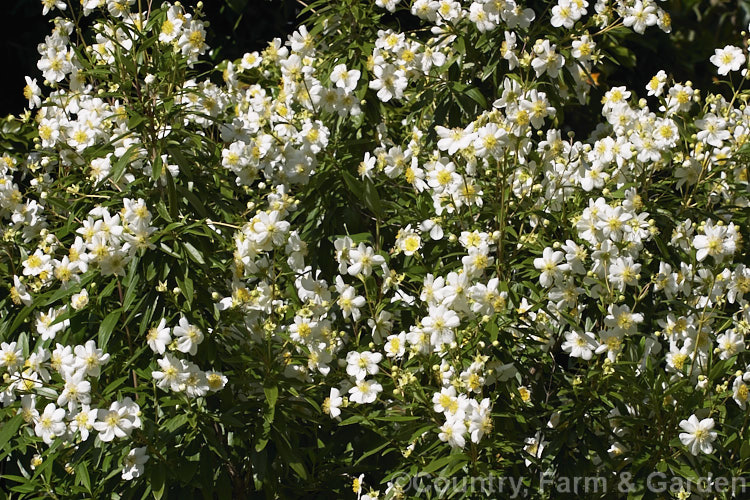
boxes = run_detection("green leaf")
[165,169,178,219]
[363,178,383,219]
[422,454,455,475]
[76,462,92,493]
[5,306,34,338]
[264,384,279,410]
[226,0,249,13]
[372,415,420,422]
[0,414,23,457]
[111,144,141,183]
[178,272,194,307]
[98,310,122,350]
[288,460,308,480]
[463,86,487,108]
[182,241,205,265]
[152,154,163,180]
[151,462,166,500]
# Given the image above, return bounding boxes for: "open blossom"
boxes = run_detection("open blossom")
[693,221,728,262]
[147,318,172,354]
[550,0,587,29]
[122,447,149,480]
[679,415,717,455]
[422,304,460,348]
[733,374,750,409]
[384,332,406,358]
[36,307,70,341]
[57,370,92,410]
[10,276,33,306]
[369,63,407,102]
[0,342,23,372]
[173,317,204,356]
[534,247,569,287]
[323,387,343,418]
[336,276,367,321]
[438,412,467,449]
[349,379,382,404]
[73,340,110,378]
[330,63,360,92]
[561,330,599,360]
[346,351,382,380]
[347,243,385,277]
[34,403,66,444]
[531,39,564,77]
[716,330,744,360]
[93,401,136,442]
[70,289,90,310]
[152,354,187,391]
[622,0,658,34]
[710,45,745,75]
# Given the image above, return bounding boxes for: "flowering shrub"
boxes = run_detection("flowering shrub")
[2,0,750,498]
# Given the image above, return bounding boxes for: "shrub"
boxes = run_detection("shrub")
[2,0,750,498]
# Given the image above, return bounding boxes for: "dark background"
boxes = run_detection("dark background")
[1,0,749,116]
[0,0,301,116]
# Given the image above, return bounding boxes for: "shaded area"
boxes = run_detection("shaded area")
[0,0,301,116]
[1,0,749,117]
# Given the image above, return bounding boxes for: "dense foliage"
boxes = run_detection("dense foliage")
[2,0,750,498]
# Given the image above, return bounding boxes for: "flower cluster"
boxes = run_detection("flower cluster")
[3,0,750,496]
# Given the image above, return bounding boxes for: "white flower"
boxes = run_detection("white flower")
[34,403,66,444]
[733,376,750,410]
[122,447,149,480]
[710,45,746,75]
[178,20,208,59]
[348,379,382,404]
[604,304,643,335]
[147,318,172,354]
[678,415,717,455]
[23,76,42,109]
[73,340,110,378]
[36,307,69,341]
[57,370,92,410]
[205,371,228,391]
[93,401,134,442]
[384,332,406,358]
[716,330,745,360]
[561,330,599,360]
[336,276,367,321]
[438,413,467,449]
[346,351,382,380]
[11,276,33,306]
[152,354,187,391]
[69,405,98,441]
[323,387,343,418]
[523,432,546,466]
[240,51,262,70]
[347,243,385,277]
[330,63,360,92]
[533,247,569,287]
[422,304,460,348]
[432,387,459,414]
[531,40,564,78]
[173,317,204,356]
[0,342,23,372]
[71,289,90,310]
[622,0,657,34]
[368,63,407,102]
[693,221,727,262]
[468,399,492,443]
[41,0,67,15]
